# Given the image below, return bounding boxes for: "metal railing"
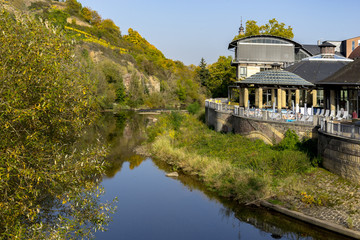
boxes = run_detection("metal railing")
[320,119,360,139]
[205,99,317,125]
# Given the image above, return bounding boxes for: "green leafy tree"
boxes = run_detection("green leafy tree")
[245,20,260,37]
[0,9,115,238]
[260,18,294,39]
[90,9,102,26]
[81,6,92,22]
[65,0,82,16]
[100,19,121,36]
[127,74,145,107]
[196,58,210,87]
[233,18,293,40]
[208,56,236,97]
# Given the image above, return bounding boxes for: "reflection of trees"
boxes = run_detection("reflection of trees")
[128,155,146,170]
[85,112,149,178]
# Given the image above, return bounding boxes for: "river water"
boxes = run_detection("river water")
[93,112,351,240]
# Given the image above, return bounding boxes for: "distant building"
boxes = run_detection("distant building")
[228,35,313,79]
[342,36,360,58]
[306,37,360,58]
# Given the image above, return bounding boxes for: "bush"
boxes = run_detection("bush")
[187,102,201,115]
[276,129,300,150]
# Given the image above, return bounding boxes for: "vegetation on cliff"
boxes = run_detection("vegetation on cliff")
[15,0,237,108]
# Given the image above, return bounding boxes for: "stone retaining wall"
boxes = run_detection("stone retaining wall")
[206,107,318,144]
[318,130,360,184]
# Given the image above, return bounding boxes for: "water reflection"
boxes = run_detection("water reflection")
[96,111,353,240]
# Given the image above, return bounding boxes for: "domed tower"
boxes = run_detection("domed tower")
[238,18,245,36]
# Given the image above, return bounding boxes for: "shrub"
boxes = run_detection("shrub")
[187,102,201,115]
[276,129,300,150]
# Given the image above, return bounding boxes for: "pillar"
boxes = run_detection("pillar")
[277,88,282,112]
[312,90,317,107]
[302,90,306,106]
[271,89,275,105]
[239,88,244,107]
[244,88,249,108]
[282,89,286,108]
[259,88,263,109]
[287,90,292,108]
[330,90,336,112]
[255,88,259,108]
[295,89,300,106]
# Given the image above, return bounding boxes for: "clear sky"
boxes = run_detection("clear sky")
[77,0,359,66]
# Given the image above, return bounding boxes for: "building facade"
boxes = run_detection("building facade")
[228,35,313,79]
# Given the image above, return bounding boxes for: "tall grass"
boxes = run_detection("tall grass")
[148,113,312,202]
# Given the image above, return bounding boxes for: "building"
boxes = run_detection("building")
[228,35,313,79]
[341,36,360,58]
[285,42,353,108]
[229,65,314,112]
[318,58,360,115]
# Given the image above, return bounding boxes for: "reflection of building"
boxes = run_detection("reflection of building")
[228,35,312,79]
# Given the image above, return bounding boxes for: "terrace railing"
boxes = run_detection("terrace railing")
[320,119,360,139]
[205,99,317,125]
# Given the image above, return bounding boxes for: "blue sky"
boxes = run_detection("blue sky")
[77,0,359,65]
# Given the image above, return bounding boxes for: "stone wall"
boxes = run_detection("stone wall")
[205,107,318,144]
[318,131,360,183]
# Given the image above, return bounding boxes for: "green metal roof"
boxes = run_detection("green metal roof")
[236,69,314,86]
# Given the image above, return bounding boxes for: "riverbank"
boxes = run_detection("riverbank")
[142,112,360,237]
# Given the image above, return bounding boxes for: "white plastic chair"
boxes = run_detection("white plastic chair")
[324,109,330,117]
[330,110,336,119]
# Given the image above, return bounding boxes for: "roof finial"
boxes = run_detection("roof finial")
[238,17,245,35]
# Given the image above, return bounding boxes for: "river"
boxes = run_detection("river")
[93,112,352,240]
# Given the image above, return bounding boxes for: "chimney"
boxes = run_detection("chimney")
[319,41,335,55]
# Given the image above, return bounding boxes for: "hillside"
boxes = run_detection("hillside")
[3,0,207,109]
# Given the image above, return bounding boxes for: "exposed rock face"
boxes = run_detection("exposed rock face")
[147,76,161,93]
[66,17,91,28]
[166,172,179,177]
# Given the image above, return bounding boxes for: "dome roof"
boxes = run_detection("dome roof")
[237,69,314,86]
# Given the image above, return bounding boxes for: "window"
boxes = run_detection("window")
[240,67,247,77]
[352,41,355,51]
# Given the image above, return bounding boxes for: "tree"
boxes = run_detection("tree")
[100,19,121,35]
[65,0,82,15]
[196,58,210,87]
[245,20,260,37]
[207,56,236,97]
[233,18,294,40]
[260,18,294,39]
[90,9,102,26]
[81,7,92,22]
[0,9,114,238]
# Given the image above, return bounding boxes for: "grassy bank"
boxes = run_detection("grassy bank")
[147,112,317,202]
[147,112,360,231]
